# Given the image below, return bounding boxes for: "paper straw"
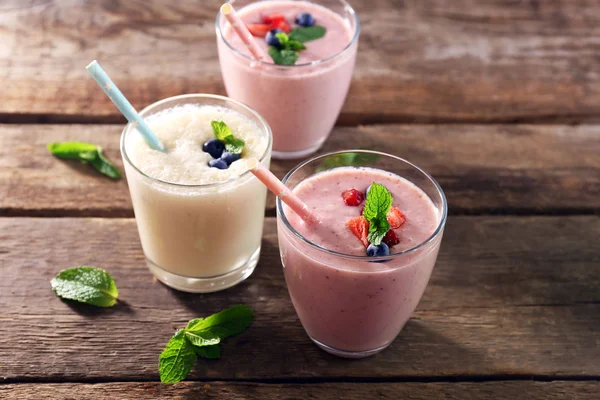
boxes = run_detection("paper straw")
[221,3,267,61]
[247,158,318,224]
[86,60,166,152]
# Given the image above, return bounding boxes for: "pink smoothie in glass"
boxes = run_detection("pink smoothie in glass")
[217,0,359,158]
[277,167,442,354]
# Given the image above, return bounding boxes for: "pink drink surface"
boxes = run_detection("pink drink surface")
[278,167,442,352]
[226,1,351,63]
[217,1,358,155]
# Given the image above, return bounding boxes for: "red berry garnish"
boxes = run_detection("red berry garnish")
[347,216,370,247]
[262,13,286,25]
[387,207,406,229]
[342,189,364,206]
[271,19,291,33]
[246,23,271,37]
[382,229,400,247]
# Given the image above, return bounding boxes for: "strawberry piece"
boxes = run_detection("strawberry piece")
[382,229,400,247]
[246,23,271,37]
[387,207,406,229]
[262,13,286,25]
[342,189,364,206]
[347,216,370,247]
[271,20,291,33]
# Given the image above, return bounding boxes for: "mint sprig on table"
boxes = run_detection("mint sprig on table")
[47,141,121,180]
[268,26,326,66]
[51,266,119,307]
[211,120,245,154]
[159,305,254,384]
[362,183,393,246]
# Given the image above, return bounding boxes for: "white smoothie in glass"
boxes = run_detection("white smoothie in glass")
[121,94,272,293]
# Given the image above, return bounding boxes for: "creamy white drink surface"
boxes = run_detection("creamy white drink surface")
[126,104,267,184]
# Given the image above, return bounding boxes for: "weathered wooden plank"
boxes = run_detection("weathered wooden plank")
[1,0,600,123]
[0,216,598,381]
[1,381,599,400]
[1,124,599,216]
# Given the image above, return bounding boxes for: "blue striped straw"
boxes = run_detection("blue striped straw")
[86,60,166,152]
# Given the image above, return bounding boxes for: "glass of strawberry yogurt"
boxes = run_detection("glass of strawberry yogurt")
[276,150,447,357]
[216,0,359,159]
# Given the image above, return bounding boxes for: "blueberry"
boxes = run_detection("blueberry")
[366,243,390,257]
[295,12,315,27]
[202,138,224,159]
[208,158,228,170]
[221,151,241,165]
[266,29,284,48]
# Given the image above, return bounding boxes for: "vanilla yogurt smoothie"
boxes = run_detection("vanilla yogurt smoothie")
[217,0,359,159]
[276,152,447,357]
[121,95,272,293]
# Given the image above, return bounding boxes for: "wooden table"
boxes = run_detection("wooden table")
[1,1,599,398]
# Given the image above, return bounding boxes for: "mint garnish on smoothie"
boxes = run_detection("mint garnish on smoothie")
[245,11,327,65]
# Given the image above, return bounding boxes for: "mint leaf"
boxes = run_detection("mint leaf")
[224,136,245,155]
[195,345,221,359]
[158,305,253,384]
[268,46,299,65]
[51,266,118,307]
[289,26,326,43]
[185,304,253,339]
[210,120,245,155]
[159,330,197,384]
[211,120,232,141]
[279,49,299,65]
[275,32,290,46]
[363,183,393,246]
[288,40,306,51]
[47,141,121,180]
[47,142,98,158]
[184,330,220,347]
[89,148,121,179]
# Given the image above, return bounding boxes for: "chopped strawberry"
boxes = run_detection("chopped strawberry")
[246,23,271,37]
[347,216,370,247]
[262,13,286,25]
[271,19,291,33]
[387,207,406,229]
[382,229,400,247]
[342,189,364,207]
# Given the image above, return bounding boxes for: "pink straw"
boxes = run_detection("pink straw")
[247,158,319,224]
[221,3,267,61]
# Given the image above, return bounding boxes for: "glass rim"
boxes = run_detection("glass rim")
[120,93,273,189]
[215,0,361,69]
[276,150,448,262]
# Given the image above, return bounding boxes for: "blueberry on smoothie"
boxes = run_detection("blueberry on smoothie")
[221,151,241,165]
[266,28,285,48]
[366,243,390,257]
[202,138,225,159]
[208,158,228,170]
[295,12,315,27]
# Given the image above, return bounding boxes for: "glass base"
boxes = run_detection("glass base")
[145,247,260,293]
[309,335,392,358]
[271,141,325,160]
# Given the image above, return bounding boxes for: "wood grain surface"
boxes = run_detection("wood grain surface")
[1,381,599,400]
[1,216,598,381]
[1,0,600,123]
[2,123,599,217]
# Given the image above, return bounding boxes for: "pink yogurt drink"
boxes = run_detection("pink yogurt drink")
[216,0,359,159]
[276,151,447,357]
